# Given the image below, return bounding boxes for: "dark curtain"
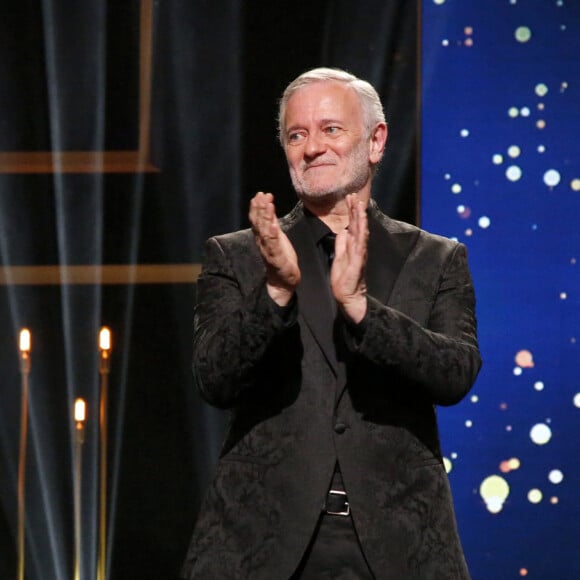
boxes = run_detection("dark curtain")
[241,0,417,224]
[0,1,417,578]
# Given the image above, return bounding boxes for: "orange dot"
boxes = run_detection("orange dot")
[515,349,534,368]
[520,568,528,577]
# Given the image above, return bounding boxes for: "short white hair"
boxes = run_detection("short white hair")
[278,67,386,144]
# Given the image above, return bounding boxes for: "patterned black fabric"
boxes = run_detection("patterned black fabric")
[182,201,481,580]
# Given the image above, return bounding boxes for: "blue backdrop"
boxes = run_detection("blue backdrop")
[421,1,580,578]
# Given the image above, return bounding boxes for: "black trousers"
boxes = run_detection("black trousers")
[291,512,375,580]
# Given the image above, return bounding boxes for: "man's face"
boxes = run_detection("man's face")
[283,81,373,204]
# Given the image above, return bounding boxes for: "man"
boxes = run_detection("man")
[182,68,481,579]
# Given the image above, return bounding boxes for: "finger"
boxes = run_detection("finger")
[348,194,360,240]
[351,197,367,251]
[250,192,277,234]
[250,192,274,218]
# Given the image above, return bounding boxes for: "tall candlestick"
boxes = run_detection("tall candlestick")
[97,327,111,580]
[73,398,86,580]
[17,328,31,580]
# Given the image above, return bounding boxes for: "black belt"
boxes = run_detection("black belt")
[323,489,350,516]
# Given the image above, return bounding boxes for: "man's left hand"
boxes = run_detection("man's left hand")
[330,193,368,324]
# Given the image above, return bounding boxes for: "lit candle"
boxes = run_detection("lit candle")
[74,399,86,424]
[19,329,31,353]
[99,327,111,352]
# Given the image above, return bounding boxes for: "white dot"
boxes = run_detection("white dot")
[560,292,567,300]
[535,83,549,97]
[443,457,453,473]
[444,173,451,180]
[548,470,564,484]
[465,420,473,428]
[460,129,470,137]
[528,488,543,503]
[530,423,552,445]
[493,154,503,165]
[451,452,458,459]
[451,183,462,194]
[508,107,519,118]
[538,145,546,153]
[534,381,545,391]
[471,395,479,403]
[520,107,531,117]
[515,26,532,43]
[573,393,580,408]
[442,39,450,46]
[434,0,446,4]
[508,145,521,158]
[544,169,561,187]
[478,216,491,229]
[506,165,522,181]
[571,179,580,191]
[513,367,523,376]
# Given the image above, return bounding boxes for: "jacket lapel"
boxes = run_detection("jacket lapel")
[365,204,420,306]
[286,213,339,376]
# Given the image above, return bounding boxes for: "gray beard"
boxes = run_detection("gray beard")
[293,171,369,206]
[290,154,371,205]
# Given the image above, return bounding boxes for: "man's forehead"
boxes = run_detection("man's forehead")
[285,81,363,120]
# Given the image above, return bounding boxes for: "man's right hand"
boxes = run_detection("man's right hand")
[249,192,301,306]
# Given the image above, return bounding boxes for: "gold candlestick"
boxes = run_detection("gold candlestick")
[73,398,86,580]
[17,328,31,580]
[97,327,111,580]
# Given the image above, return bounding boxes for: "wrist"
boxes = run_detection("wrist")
[266,283,295,307]
[338,295,367,324]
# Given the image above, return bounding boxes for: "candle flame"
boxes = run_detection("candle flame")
[99,327,111,351]
[19,328,31,353]
[74,399,86,423]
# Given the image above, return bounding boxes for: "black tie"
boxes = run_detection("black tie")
[320,232,336,267]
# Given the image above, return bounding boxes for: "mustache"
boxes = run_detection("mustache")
[301,157,338,169]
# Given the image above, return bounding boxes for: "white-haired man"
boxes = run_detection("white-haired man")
[182,68,481,579]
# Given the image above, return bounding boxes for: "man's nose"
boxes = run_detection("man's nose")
[304,131,326,158]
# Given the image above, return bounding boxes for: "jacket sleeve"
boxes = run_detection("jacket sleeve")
[342,242,482,406]
[192,236,297,409]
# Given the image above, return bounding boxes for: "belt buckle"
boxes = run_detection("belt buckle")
[326,489,350,516]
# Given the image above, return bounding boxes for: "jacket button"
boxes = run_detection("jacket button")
[334,421,346,434]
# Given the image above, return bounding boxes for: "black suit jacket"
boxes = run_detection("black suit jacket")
[182,201,481,579]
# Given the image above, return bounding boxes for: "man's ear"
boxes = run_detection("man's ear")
[369,122,388,165]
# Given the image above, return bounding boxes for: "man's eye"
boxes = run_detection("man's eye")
[325,126,340,135]
[288,133,304,142]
